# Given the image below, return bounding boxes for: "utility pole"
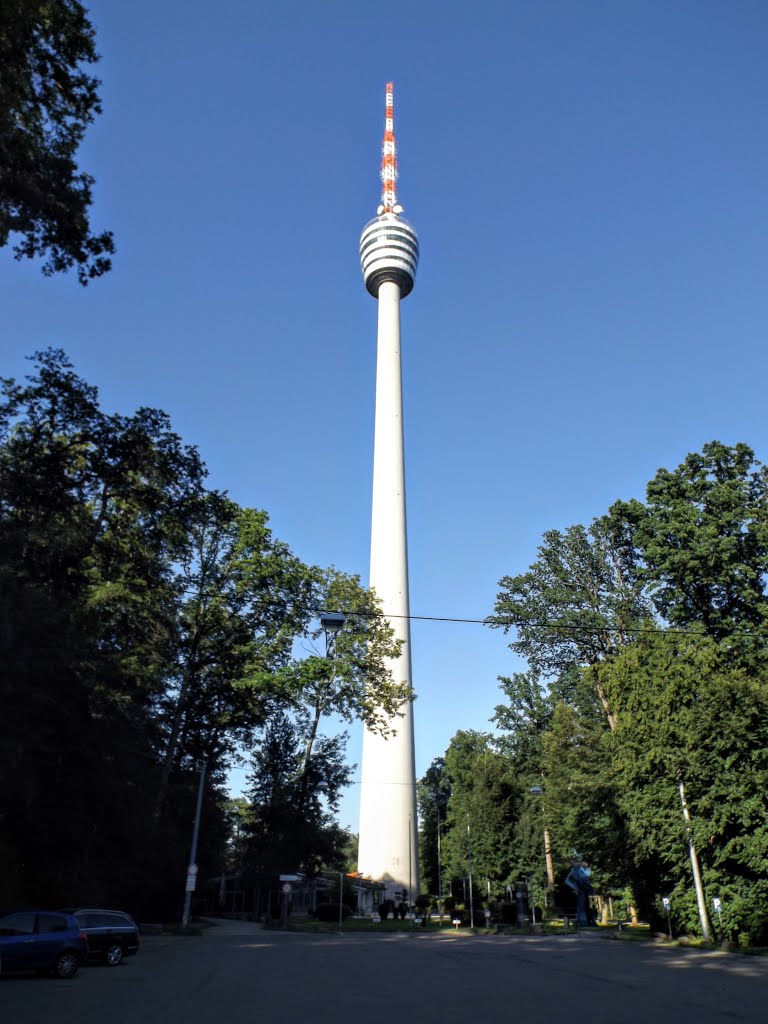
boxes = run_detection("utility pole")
[466,815,474,929]
[181,760,207,929]
[679,781,712,940]
[437,806,443,923]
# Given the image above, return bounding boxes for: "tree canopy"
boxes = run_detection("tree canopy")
[423,439,768,943]
[0,1,113,282]
[0,350,402,916]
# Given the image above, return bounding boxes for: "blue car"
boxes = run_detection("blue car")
[0,911,87,979]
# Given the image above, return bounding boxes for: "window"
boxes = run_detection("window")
[81,912,109,928]
[37,914,69,934]
[0,912,36,935]
[105,913,132,928]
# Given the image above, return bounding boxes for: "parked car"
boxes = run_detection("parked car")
[63,909,140,966]
[0,911,87,978]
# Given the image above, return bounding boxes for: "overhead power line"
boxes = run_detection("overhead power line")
[176,588,766,641]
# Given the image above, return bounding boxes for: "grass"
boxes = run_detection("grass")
[273,917,654,937]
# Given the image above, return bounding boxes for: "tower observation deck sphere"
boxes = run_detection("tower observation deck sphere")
[360,213,419,298]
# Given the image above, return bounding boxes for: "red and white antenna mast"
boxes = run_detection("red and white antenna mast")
[380,82,400,213]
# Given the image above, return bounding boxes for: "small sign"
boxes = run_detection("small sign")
[281,882,292,895]
[713,898,722,911]
[661,897,671,910]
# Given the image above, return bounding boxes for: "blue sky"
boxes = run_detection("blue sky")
[2,1,767,829]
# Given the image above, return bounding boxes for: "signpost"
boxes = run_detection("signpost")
[185,864,198,893]
[661,896,672,939]
[712,897,723,933]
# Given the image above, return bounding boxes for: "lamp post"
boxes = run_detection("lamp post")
[337,870,344,930]
[530,786,555,892]
[300,610,347,808]
[320,611,346,655]
[181,759,207,929]
[436,806,444,924]
[317,612,346,930]
[466,815,474,929]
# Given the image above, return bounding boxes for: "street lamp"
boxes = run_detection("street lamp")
[530,786,555,892]
[320,610,346,653]
[313,615,345,934]
[181,760,207,930]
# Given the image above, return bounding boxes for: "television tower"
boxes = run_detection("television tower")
[357,83,420,900]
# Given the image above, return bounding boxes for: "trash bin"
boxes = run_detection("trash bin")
[514,884,530,925]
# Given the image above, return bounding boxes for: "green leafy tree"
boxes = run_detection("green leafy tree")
[240,712,352,887]
[609,441,768,647]
[418,757,451,896]
[441,730,519,895]
[0,1,114,282]
[0,350,206,909]
[272,568,408,788]
[540,703,628,892]
[604,632,768,942]
[491,672,555,887]
[489,518,650,730]
[152,492,316,821]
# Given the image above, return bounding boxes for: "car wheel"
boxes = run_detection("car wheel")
[54,951,80,979]
[105,943,124,966]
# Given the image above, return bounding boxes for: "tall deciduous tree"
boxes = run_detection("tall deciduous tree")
[272,568,408,785]
[441,730,519,894]
[240,712,352,889]
[603,633,768,942]
[417,757,451,897]
[609,441,768,646]
[0,350,205,909]
[152,492,316,822]
[489,519,650,730]
[0,1,114,282]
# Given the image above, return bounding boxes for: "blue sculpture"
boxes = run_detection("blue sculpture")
[564,851,595,926]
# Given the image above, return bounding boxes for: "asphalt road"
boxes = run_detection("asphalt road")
[3,920,767,1024]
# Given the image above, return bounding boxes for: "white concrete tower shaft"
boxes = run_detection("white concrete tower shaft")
[357,83,420,900]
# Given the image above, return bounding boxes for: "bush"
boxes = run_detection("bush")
[315,902,353,922]
[378,899,395,920]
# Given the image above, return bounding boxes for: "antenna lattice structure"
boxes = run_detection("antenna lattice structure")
[380,82,398,212]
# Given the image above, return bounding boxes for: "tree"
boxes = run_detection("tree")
[489,518,651,730]
[441,730,519,894]
[603,632,768,942]
[540,703,628,892]
[240,712,352,889]
[0,349,206,910]
[609,441,768,646]
[418,757,451,896]
[492,670,553,768]
[151,491,317,822]
[491,671,556,889]
[271,568,408,787]
[0,1,114,282]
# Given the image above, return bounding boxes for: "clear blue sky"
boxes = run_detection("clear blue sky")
[2,1,767,829]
